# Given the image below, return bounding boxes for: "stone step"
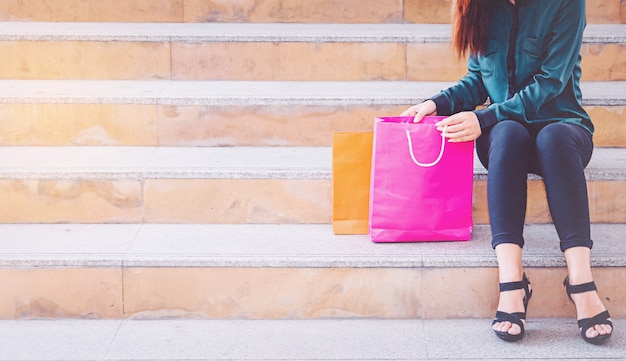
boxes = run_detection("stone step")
[1,0,623,24]
[0,223,625,320]
[0,146,623,224]
[0,22,624,81]
[405,0,626,25]
[1,80,624,148]
[1,318,625,360]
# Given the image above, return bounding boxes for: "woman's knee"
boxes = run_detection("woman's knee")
[478,121,531,166]
[535,123,570,152]
[535,123,593,166]
[489,120,530,148]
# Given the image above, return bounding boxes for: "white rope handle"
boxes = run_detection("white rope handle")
[405,125,447,167]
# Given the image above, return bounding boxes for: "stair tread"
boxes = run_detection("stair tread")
[0,146,624,180]
[1,318,625,360]
[1,80,625,106]
[0,146,328,179]
[0,22,624,43]
[1,223,625,268]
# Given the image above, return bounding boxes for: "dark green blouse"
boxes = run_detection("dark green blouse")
[431,0,593,134]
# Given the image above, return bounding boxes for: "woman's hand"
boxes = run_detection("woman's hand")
[436,111,482,143]
[400,100,437,123]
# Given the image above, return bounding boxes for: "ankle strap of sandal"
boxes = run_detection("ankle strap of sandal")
[500,280,525,292]
[565,279,597,295]
[500,273,531,292]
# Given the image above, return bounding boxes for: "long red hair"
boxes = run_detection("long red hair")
[452,0,493,57]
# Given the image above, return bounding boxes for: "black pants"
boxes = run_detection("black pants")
[476,120,594,252]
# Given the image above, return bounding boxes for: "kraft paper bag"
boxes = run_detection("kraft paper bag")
[369,116,474,242]
[332,132,373,235]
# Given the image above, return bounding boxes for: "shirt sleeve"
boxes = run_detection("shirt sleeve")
[430,0,586,129]
[429,54,489,117]
[486,0,586,125]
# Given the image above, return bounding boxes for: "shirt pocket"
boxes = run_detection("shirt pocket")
[522,37,547,75]
[478,41,499,79]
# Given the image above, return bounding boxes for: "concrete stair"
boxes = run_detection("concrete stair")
[1,0,624,24]
[1,318,626,360]
[0,1,625,355]
[0,146,624,225]
[0,80,625,147]
[1,223,626,321]
[0,22,624,81]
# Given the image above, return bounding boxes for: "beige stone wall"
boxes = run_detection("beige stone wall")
[0,0,622,23]
[1,266,624,319]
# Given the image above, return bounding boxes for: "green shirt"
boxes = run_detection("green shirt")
[431,0,593,134]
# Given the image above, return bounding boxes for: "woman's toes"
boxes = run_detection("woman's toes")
[585,327,600,339]
[493,321,521,335]
[596,324,612,335]
[493,321,508,332]
[585,324,612,339]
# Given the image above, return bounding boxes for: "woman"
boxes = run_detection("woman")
[402,0,613,344]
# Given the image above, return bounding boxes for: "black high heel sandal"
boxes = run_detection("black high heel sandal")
[492,273,532,342]
[564,276,613,345]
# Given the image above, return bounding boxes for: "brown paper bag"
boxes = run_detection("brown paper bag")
[332,132,373,234]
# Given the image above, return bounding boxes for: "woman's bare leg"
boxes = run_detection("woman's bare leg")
[492,243,526,335]
[564,246,612,338]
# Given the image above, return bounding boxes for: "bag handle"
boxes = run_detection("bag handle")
[405,125,448,167]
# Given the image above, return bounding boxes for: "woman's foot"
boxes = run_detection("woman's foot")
[492,287,527,336]
[492,273,532,342]
[564,277,613,345]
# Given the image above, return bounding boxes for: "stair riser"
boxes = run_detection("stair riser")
[0,179,623,224]
[0,41,171,80]
[1,104,623,148]
[0,179,330,224]
[587,106,626,147]
[184,0,404,24]
[159,105,626,148]
[0,104,158,146]
[0,0,185,22]
[1,0,622,24]
[407,43,626,82]
[0,268,122,319]
[1,41,624,81]
[406,0,626,25]
[1,266,623,319]
[171,42,408,82]
[473,181,626,224]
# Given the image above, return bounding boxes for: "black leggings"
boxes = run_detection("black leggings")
[476,120,594,252]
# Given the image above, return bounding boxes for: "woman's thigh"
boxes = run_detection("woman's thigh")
[476,120,532,170]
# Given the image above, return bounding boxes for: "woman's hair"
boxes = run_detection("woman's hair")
[451,0,493,57]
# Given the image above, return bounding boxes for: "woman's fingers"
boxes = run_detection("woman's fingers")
[399,100,437,123]
[436,112,481,142]
[399,107,417,117]
[400,106,481,142]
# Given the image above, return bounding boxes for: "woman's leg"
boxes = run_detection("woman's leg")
[476,120,531,250]
[493,243,526,336]
[564,247,612,338]
[477,120,532,336]
[533,123,593,251]
[534,123,611,339]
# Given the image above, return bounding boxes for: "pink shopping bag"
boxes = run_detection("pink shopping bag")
[369,116,474,242]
